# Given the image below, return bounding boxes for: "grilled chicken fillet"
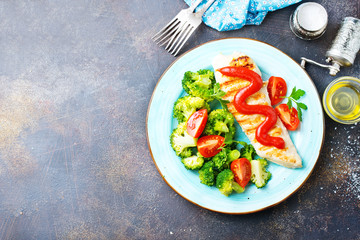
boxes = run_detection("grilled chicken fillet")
[212,52,302,168]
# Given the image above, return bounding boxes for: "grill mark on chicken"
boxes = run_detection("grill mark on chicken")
[230,56,255,69]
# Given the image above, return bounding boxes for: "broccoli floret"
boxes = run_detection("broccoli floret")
[181,153,204,170]
[199,161,217,186]
[183,70,214,90]
[203,109,236,138]
[170,122,197,158]
[212,149,228,171]
[173,95,210,123]
[240,142,256,161]
[211,148,240,171]
[216,169,235,196]
[250,158,272,188]
[182,70,227,102]
[216,169,246,196]
[182,70,214,98]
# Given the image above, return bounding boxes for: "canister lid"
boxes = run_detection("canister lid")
[297,2,328,32]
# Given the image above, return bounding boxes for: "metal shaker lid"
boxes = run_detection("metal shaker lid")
[290,2,328,40]
[297,2,328,32]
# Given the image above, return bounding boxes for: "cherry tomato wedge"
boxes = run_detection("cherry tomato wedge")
[186,109,208,138]
[230,158,252,188]
[275,104,300,131]
[267,76,287,106]
[197,135,224,158]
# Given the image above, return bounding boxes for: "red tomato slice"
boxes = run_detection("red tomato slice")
[267,76,287,106]
[197,135,224,158]
[187,109,208,138]
[230,158,252,188]
[275,104,300,131]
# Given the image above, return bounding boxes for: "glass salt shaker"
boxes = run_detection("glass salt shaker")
[290,2,328,40]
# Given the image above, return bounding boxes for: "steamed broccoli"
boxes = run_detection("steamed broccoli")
[203,109,236,138]
[216,169,235,196]
[240,142,256,161]
[199,161,217,186]
[211,148,240,171]
[182,70,214,99]
[212,149,229,171]
[181,153,204,170]
[216,169,246,196]
[170,122,197,158]
[173,95,210,123]
[182,69,228,105]
[183,69,214,92]
[250,158,272,188]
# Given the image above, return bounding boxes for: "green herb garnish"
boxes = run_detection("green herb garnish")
[209,83,230,111]
[282,87,308,121]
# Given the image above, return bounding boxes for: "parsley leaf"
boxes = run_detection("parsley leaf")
[283,87,308,121]
[297,105,303,121]
[218,99,230,111]
[287,98,292,110]
[297,102,308,110]
[204,82,229,111]
[223,132,247,146]
[291,88,305,100]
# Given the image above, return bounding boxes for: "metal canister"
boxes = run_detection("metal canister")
[301,17,360,75]
[290,2,328,40]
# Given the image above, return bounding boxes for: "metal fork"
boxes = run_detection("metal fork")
[152,0,216,56]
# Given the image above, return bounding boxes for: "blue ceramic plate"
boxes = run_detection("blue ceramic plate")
[147,38,324,214]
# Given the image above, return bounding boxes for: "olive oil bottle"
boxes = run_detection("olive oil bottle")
[323,77,360,124]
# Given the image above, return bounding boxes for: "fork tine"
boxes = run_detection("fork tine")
[169,24,192,55]
[153,22,178,43]
[152,16,178,40]
[153,19,179,43]
[153,0,208,56]
[156,22,181,46]
[153,0,203,39]
[165,21,186,51]
[173,27,196,57]
[170,26,193,56]
[166,23,189,52]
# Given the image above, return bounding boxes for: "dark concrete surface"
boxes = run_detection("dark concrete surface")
[0,0,359,239]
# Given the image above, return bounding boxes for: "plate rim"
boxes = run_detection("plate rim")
[146,37,325,214]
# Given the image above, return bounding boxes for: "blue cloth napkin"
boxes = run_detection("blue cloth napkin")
[184,0,302,31]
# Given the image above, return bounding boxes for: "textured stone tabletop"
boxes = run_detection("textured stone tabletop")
[0,0,359,239]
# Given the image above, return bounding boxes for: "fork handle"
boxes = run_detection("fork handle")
[197,0,215,16]
[189,0,204,12]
